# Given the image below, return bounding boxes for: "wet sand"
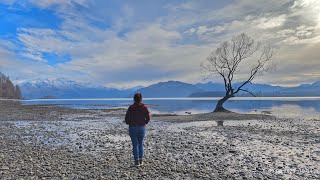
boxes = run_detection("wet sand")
[0,100,319,179]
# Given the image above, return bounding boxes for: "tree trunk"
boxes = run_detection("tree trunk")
[213,96,231,112]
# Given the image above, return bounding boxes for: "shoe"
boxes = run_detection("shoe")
[134,160,140,167]
[139,159,144,166]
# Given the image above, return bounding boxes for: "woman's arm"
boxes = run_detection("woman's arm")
[144,106,151,124]
[125,107,131,124]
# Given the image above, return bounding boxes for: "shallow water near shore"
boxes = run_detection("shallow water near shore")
[20,97,320,119]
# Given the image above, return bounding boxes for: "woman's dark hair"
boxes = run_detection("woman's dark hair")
[134,93,142,103]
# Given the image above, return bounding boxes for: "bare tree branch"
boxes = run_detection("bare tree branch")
[239,89,256,97]
[201,33,276,112]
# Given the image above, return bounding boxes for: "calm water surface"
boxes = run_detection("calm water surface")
[21,97,320,119]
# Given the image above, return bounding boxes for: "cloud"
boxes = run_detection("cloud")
[0,39,16,50]
[279,25,320,44]
[0,47,48,77]
[16,28,72,60]
[19,52,46,62]
[253,15,287,29]
[28,0,90,8]
[162,0,293,29]
[185,25,226,36]
[291,0,320,18]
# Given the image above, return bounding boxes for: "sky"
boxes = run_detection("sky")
[0,0,319,88]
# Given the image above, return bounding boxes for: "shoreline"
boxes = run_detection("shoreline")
[0,100,319,179]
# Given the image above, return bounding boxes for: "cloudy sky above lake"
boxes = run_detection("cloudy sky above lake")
[0,0,319,88]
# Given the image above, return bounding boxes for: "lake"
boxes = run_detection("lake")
[20,97,320,119]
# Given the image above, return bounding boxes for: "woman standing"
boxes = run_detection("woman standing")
[125,93,150,167]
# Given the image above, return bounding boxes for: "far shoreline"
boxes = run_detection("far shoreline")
[17,96,320,101]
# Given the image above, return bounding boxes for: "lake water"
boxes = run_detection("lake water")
[21,97,320,119]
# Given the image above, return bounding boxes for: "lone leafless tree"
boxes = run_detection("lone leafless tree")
[201,33,275,112]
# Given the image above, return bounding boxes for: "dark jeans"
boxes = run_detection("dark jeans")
[129,125,146,161]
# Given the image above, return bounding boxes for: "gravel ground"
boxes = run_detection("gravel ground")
[0,100,319,179]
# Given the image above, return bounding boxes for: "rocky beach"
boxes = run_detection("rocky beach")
[0,100,319,179]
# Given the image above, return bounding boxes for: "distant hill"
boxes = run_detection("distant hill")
[191,81,320,97]
[133,81,203,98]
[195,81,284,92]
[0,72,22,99]
[189,91,226,97]
[276,81,320,96]
[194,82,225,92]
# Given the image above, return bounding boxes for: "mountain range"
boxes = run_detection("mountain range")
[14,78,320,99]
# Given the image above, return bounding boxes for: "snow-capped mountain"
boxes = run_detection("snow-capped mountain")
[15,78,138,99]
[15,78,102,89]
